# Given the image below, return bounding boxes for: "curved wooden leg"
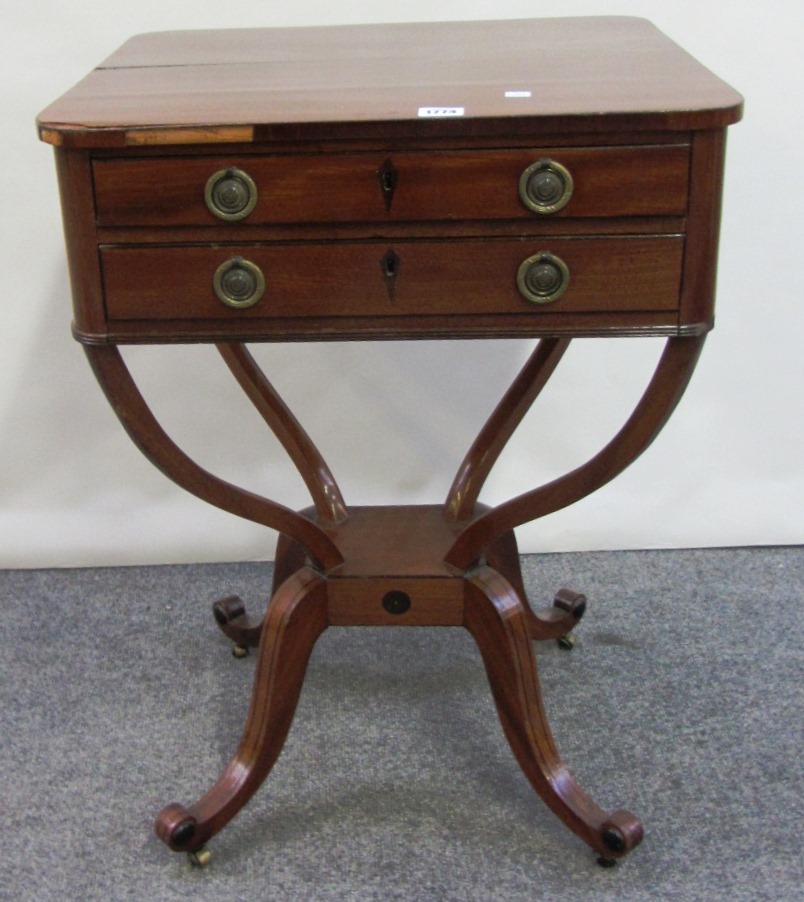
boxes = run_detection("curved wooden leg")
[464,566,643,861]
[217,343,348,524]
[210,533,310,653]
[447,336,706,570]
[445,338,571,520]
[84,345,343,571]
[212,595,264,650]
[272,532,309,596]
[485,530,529,600]
[485,531,586,643]
[534,588,588,645]
[155,567,329,855]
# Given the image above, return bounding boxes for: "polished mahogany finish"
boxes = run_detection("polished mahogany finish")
[37,17,742,146]
[91,145,691,226]
[39,17,741,867]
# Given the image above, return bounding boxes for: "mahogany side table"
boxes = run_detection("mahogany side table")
[38,18,742,867]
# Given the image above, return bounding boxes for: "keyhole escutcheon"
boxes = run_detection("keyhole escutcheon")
[377,158,399,211]
[380,249,401,301]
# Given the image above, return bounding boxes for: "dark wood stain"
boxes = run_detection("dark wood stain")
[39,17,741,865]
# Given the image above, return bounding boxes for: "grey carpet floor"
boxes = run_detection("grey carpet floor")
[1,547,801,901]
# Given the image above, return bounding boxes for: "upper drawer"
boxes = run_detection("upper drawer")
[92,145,689,227]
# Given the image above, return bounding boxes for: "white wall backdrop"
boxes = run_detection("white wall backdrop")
[2,0,802,567]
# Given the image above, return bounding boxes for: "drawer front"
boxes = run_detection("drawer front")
[93,145,689,227]
[101,237,683,322]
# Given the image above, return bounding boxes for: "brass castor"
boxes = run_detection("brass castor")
[232,644,249,658]
[557,632,577,651]
[553,588,585,649]
[188,847,213,867]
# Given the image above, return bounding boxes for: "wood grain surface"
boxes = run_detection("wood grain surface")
[38,18,743,147]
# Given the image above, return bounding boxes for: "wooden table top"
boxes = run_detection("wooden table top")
[38,17,742,148]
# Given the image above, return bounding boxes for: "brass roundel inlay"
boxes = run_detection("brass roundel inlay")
[516,252,570,305]
[213,257,265,309]
[204,167,258,221]
[518,159,574,214]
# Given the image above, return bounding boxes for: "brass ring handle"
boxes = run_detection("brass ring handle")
[518,159,574,214]
[213,257,265,309]
[205,167,258,221]
[517,252,570,305]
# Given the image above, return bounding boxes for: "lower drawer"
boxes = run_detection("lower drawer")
[101,236,683,323]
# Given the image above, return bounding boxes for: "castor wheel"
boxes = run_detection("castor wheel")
[557,632,577,651]
[596,855,617,868]
[553,588,585,650]
[188,847,212,867]
[212,595,245,627]
[232,644,249,658]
